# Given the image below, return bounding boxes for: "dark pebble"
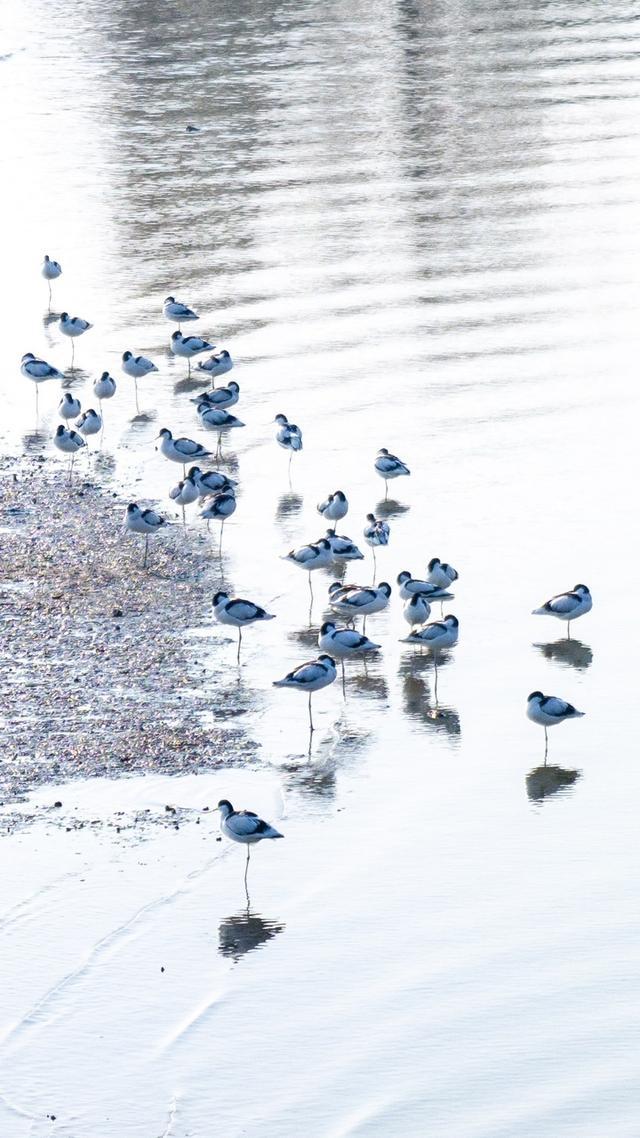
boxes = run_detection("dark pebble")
[112,608,123,618]
[54,801,62,808]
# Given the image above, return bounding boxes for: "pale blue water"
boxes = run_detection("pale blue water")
[1,1,640,1135]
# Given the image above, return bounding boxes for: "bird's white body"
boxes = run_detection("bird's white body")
[93,372,116,401]
[217,800,283,846]
[364,514,390,547]
[122,352,158,378]
[58,393,81,420]
[532,585,592,629]
[283,539,333,573]
[197,405,245,434]
[427,558,459,589]
[375,447,410,482]
[171,331,214,359]
[526,692,585,728]
[41,254,62,281]
[75,408,102,436]
[21,353,64,383]
[213,591,276,630]
[402,615,459,652]
[53,425,86,455]
[158,428,211,465]
[190,381,239,410]
[317,491,348,522]
[324,530,364,561]
[169,475,199,507]
[188,466,237,496]
[275,414,303,452]
[403,593,431,628]
[273,654,337,694]
[328,581,391,618]
[125,503,166,535]
[198,350,233,378]
[200,491,237,522]
[59,312,92,338]
[318,622,380,659]
[397,572,453,602]
[163,296,199,324]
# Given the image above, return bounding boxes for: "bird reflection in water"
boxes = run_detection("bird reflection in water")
[275,491,303,521]
[173,376,206,397]
[21,429,48,454]
[349,666,389,702]
[218,907,285,964]
[402,672,461,737]
[534,638,593,672]
[374,498,410,520]
[526,764,581,803]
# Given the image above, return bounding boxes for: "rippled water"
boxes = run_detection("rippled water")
[2,1,640,1134]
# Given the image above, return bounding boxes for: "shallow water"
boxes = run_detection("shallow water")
[2,0,640,1134]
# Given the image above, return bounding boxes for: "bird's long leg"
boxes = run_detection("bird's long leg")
[35,385,39,423]
[288,450,293,490]
[384,480,389,501]
[187,359,191,378]
[308,573,313,624]
[237,626,242,664]
[372,547,377,584]
[71,340,75,369]
[567,620,571,640]
[544,726,548,763]
[143,534,149,569]
[362,614,367,636]
[68,454,74,483]
[134,378,140,415]
[181,503,186,528]
[433,655,439,707]
[219,518,225,559]
[244,844,251,890]
[308,692,314,733]
[47,281,52,312]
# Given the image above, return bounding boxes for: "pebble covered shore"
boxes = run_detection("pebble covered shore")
[0,457,256,808]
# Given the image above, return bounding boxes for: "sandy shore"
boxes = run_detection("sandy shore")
[0,457,255,811]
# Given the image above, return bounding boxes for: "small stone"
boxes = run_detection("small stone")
[54,801,62,808]
[112,608,123,618]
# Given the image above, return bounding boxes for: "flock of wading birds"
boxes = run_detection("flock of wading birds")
[20,255,592,860]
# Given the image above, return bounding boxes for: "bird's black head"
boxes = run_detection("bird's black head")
[528,691,544,702]
[378,447,389,455]
[55,424,65,436]
[171,330,181,341]
[60,311,68,320]
[126,503,138,513]
[44,254,50,261]
[165,296,175,303]
[428,557,439,571]
[100,370,109,380]
[274,413,288,424]
[366,513,375,522]
[212,591,229,606]
[122,351,132,361]
[444,615,459,627]
[397,571,410,584]
[320,621,335,634]
[574,583,589,593]
[326,528,336,537]
[379,583,392,596]
[218,798,233,810]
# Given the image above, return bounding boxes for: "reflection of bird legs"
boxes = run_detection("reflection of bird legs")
[433,654,439,707]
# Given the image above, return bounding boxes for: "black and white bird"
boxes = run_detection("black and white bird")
[212,590,276,660]
[403,593,431,629]
[200,490,237,550]
[75,408,102,438]
[122,351,159,411]
[401,615,459,661]
[188,465,237,499]
[364,512,390,577]
[93,371,116,411]
[157,427,211,470]
[324,530,364,561]
[217,799,283,879]
[273,653,337,731]
[41,254,62,308]
[53,424,86,477]
[59,312,92,366]
[532,585,592,638]
[275,414,303,481]
[526,691,585,756]
[427,558,459,589]
[196,404,245,452]
[374,448,410,497]
[328,581,391,632]
[317,490,348,523]
[171,331,214,375]
[197,349,233,384]
[169,473,199,524]
[21,353,64,409]
[283,539,333,609]
[397,571,453,602]
[189,381,240,411]
[58,392,81,420]
[124,503,166,568]
[163,296,199,325]
[318,621,380,688]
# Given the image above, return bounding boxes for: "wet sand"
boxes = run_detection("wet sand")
[0,457,253,811]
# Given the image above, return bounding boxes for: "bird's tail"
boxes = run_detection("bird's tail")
[531,606,546,615]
